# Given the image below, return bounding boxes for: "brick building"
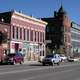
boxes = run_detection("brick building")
[0,10,47,61]
[42,5,71,56]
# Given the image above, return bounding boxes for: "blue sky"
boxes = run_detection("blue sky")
[0,0,80,24]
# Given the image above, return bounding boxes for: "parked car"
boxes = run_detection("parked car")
[60,54,67,62]
[42,54,61,66]
[7,53,24,64]
[67,57,80,62]
[38,56,45,63]
[0,57,14,65]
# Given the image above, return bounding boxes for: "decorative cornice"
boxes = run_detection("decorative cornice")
[12,11,47,26]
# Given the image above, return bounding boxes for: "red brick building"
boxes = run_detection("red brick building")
[0,10,47,61]
[42,5,71,56]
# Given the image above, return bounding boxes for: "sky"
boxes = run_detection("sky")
[0,0,80,24]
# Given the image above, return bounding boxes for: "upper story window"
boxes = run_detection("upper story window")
[23,28,26,40]
[16,27,18,39]
[34,31,36,42]
[12,26,15,39]
[38,32,39,42]
[40,32,42,42]
[43,32,45,42]
[20,28,22,40]
[30,30,33,41]
[27,29,29,41]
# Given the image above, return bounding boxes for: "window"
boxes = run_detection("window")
[38,32,39,42]
[27,29,29,41]
[20,28,22,39]
[43,32,45,42]
[30,30,33,41]
[12,26,15,38]
[35,31,37,42]
[16,27,18,39]
[40,32,42,42]
[23,28,26,40]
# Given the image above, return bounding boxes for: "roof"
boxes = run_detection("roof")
[58,5,67,14]
[0,11,12,23]
[0,10,47,25]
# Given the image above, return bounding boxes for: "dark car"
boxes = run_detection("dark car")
[0,56,14,65]
[0,59,14,65]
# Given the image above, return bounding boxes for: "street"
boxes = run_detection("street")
[0,62,80,80]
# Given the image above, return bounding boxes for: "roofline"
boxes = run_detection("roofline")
[13,10,47,25]
[71,21,80,26]
[0,21,10,26]
[71,21,80,30]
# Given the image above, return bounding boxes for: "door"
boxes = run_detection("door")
[15,43,19,53]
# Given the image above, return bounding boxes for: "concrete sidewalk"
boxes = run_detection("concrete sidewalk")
[23,60,40,65]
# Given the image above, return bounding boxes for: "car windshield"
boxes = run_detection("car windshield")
[46,55,53,58]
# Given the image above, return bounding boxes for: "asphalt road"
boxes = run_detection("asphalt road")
[0,62,80,80]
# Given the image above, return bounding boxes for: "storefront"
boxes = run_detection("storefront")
[10,41,23,54]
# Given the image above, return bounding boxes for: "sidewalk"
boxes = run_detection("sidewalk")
[23,60,39,65]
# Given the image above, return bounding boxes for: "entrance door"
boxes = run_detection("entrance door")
[15,43,19,52]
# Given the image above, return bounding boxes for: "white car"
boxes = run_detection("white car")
[38,56,45,63]
[68,57,80,62]
[60,54,67,62]
[42,54,61,66]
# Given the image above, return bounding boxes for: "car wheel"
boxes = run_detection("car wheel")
[20,61,23,64]
[57,62,60,65]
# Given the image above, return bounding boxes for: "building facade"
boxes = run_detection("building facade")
[42,6,71,56]
[0,10,47,61]
[71,22,80,57]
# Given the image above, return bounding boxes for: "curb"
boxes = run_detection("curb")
[23,61,39,65]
